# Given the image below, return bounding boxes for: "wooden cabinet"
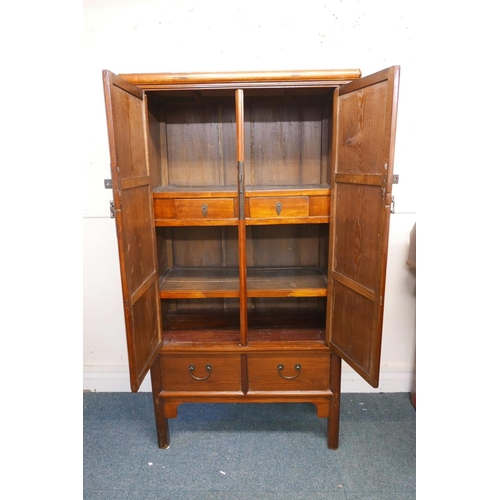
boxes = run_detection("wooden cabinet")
[102,67,400,449]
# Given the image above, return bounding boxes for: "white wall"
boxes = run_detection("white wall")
[83,0,418,393]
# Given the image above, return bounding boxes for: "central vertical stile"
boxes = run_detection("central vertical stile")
[235,89,248,347]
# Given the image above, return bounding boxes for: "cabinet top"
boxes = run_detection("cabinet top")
[118,69,362,90]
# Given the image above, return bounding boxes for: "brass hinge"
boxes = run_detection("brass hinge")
[390,173,398,212]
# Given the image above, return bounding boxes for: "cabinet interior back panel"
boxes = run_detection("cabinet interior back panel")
[164,101,237,187]
[244,95,332,187]
[248,296,326,314]
[170,226,239,268]
[246,224,328,268]
[162,298,241,319]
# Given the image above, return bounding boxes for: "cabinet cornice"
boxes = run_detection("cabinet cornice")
[119,69,362,90]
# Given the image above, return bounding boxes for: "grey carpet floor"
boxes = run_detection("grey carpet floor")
[83,392,416,499]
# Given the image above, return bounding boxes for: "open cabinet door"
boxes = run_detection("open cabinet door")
[327,66,400,388]
[102,70,162,392]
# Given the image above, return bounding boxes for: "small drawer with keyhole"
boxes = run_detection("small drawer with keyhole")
[175,198,236,220]
[153,197,237,225]
[248,196,309,220]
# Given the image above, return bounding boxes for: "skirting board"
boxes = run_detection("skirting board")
[83,364,414,393]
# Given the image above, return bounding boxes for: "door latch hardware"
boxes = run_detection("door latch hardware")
[109,200,116,219]
[104,179,112,189]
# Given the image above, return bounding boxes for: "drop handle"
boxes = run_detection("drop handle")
[275,201,282,216]
[188,364,212,381]
[277,363,301,380]
[201,204,208,217]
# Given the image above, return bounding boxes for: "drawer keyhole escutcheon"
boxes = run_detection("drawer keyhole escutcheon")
[277,363,301,380]
[188,364,212,381]
[201,204,208,217]
[275,201,282,216]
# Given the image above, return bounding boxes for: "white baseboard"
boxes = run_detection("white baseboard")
[83,364,414,394]
[340,367,414,393]
[83,366,152,393]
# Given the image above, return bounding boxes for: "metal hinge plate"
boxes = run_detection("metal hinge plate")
[109,200,116,219]
[104,179,112,189]
[392,174,399,184]
[390,195,396,214]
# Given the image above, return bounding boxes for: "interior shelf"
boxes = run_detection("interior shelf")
[159,266,327,298]
[153,186,238,196]
[245,185,330,195]
[159,268,240,298]
[247,267,327,297]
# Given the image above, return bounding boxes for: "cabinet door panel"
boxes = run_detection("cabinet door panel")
[327,66,400,387]
[103,70,162,392]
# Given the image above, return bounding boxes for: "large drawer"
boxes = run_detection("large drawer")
[160,354,241,391]
[247,353,330,391]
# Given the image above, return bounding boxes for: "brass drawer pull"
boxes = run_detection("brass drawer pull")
[188,364,212,381]
[277,363,301,380]
[201,203,208,217]
[275,201,282,216]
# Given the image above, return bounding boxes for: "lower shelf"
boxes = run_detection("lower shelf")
[162,308,326,346]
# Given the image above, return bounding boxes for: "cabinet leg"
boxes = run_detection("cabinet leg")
[154,400,170,449]
[150,357,170,449]
[328,353,341,449]
[327,394,340,449]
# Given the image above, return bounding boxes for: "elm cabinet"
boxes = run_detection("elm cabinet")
[102,67,400,448]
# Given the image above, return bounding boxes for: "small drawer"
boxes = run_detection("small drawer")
[175,198,236,220]
[248,196,309,219]
[154,198,236,222]
[160,354,241,392]
[247,353,330,391]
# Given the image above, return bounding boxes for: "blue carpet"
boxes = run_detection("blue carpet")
[83,393,416,499]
